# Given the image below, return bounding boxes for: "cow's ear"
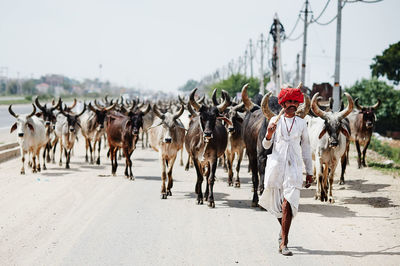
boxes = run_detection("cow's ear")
[125,120,132,128]
[340,126,350,139]
[27,123,34,132]
[318,128,327,139]
[36,112,43,117]
[10,123,17,133]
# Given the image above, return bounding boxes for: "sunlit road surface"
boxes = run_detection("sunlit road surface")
[0,135,399,265]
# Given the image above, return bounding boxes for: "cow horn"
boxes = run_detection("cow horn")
[197,94,205,105]
[88,102,97,113]
[311,92,327,119]
[59,104,68,117]
[152,104,165,120]
[27,104,37,119]
[104,95,109,104]
[217,90,230,112]
[35,96,46,111]
[51,97,61,111]
[141,104,151,115]
[296,82,303,89]
[173,104,185,120]
[261,92,276,120]
[8,104,18,118]
[241,83,255,111]
[105,102,117,112]
[178,95,187,105]
[337,92,354,120]
[355,98,363,110]
[212,88,219,106]
[295,93,311,118]
[189,88,201,111]
[76,103,87,117]
[187,102,197,117]
[232,102,245,112]
[372,99,381,109]
[94,99,104,109]
[68,98,77,110]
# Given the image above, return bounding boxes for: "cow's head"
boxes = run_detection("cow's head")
[355,98,381,129]
[189,88,230,142]
[127,104,151,135]
[89,101,117,131]
[312,92,353,148]
[152,103,185,143]
[9,104,36,137]
[226,102,245,134]
[35,96,59,128]
[60,103,86,133]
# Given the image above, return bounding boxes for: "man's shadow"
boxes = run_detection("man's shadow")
[290,245,400,257]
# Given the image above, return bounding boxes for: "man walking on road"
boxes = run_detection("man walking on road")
[259,86,314,256]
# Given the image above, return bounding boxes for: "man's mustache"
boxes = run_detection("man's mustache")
[286,105,297,110]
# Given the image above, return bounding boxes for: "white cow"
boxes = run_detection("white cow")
[9,104,48,174]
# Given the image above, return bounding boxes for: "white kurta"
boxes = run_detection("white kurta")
[258,115,313,218]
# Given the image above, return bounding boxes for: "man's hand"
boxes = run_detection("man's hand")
[266,122,277,140]
[305,174,313,188]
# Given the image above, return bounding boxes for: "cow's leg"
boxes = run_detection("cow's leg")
[65,149,70,169]
[328,163,338,203]
[362,139,371,167]
[42,145,47,170]
[160,156,167,199]
[321,163,329,202]
[32,152,37,173]
[21,149,26,175]
[226,150,233,186]
[258,152,267,195]
[88,140,94,164]
[179,148,184,166]
[123,148,130,178]
[315,157,322,200]
[235,149,244,188]
[125,150,134,180]
[110,146,117,176]
[51,137,58,163]
[185,154,191,171]
[193,157,204,205]
[207,158,218,208]
[355,140,362,168]
[95,138,102,165]
[85,138,89,162]
[339,147,348,185]
[248,153,259,207]
[36,149,41,172]
[167,154,177,197]
[59,142,63,166]
[204,162,210,201]
[46,142,52,163]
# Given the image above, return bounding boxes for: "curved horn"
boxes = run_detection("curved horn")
[355,98,363,110]
[141,103,151,115]
[76,103,87,117]
[94,99,104,109]
[222,90,232,106]
[35,96,46,111]
[8,105,18,118]
[88,102,97,113]
[372,99,381,109]
[178,95,187,105]
[216,90,229,112]
[311,92,327,119]
[197,94,205,105]
[241,83,255,111]
[104,95,109,104]
[337,92,354,120]
[212,88,219,106]
[104,102,117,112]
[232,102,245,112]
[152,104,165,120]
[68,98,77,110]
[173,104,185,120]
[187,101,197,117]
[27,104,37,119]
[261,92,276,120]
[295,93,311,118]
[189,88,201,111]
[51,97,61,111]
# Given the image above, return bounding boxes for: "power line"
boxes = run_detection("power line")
[311,0,332,23]
[285,14,301,40]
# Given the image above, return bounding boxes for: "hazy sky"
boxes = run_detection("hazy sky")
[0,0,399,92]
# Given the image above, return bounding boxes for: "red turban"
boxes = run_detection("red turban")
[278,87,304,104]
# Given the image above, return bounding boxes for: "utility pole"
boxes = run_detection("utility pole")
[301,0,309,87]
[244,49,248,76]
[249,39,254,78]
[333,0,342,112]
[270,13,284,96]
[295,53,300,85]
[259,33,265,95]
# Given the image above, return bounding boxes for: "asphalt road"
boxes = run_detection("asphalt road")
[0,136,399,265]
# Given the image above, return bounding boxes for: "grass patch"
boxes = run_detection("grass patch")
[369,136,400,164]
[367,161,400,178]
[0,99,31,105]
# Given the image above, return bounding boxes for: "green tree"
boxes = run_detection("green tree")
[370,41,400,84]
[6,80,18,95]
[345,77,400,133]
[178,79,199,92]
[22,80,37,95]
[209,73,261,98]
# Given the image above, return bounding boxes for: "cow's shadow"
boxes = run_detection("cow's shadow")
[299,203,357,218]
[341,196,397,208]
[291,245,400,257]
[344,179,390,193]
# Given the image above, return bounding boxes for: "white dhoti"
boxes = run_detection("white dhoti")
[259,116,313,218]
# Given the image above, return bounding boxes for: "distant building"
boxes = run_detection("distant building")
[35,83,49,94]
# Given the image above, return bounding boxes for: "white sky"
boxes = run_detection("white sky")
[0,0,399,91]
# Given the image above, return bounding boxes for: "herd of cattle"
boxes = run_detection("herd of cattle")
[8,85,381,207]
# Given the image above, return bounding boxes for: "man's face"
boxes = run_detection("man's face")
[282,100,300,115]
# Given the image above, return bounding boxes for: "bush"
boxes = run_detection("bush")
[209,74,262,99]
[369,136,400,164]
